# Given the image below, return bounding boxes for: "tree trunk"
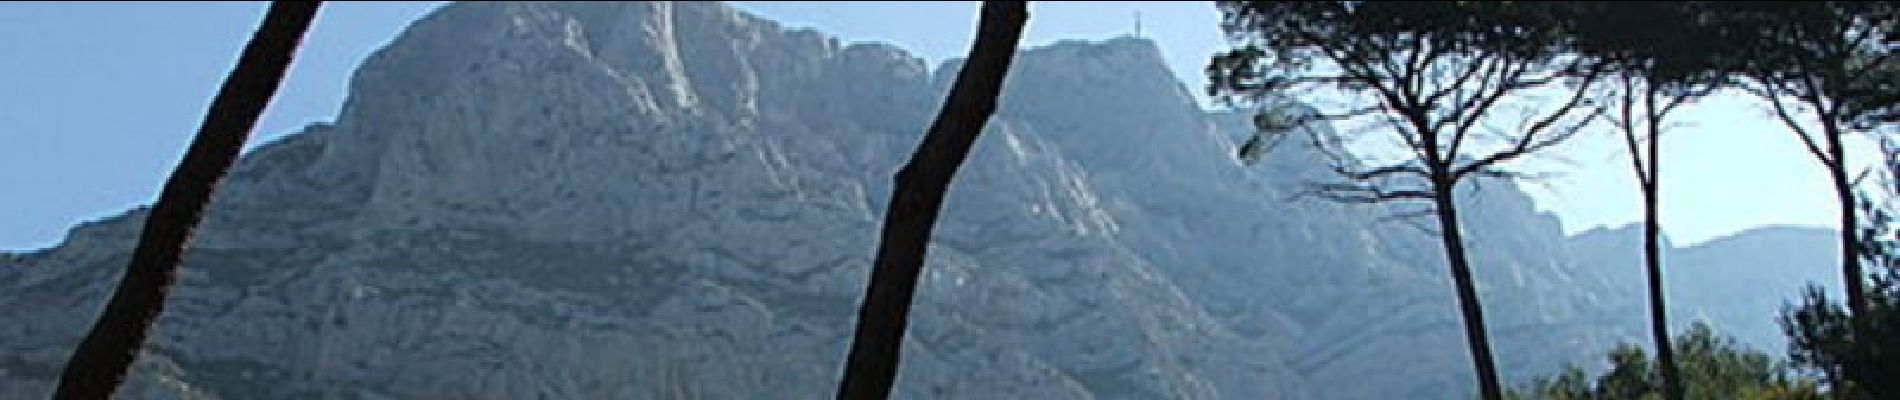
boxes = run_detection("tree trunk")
[1621,84,1683,400]
[53,3,320,399]
[1432,181,1503,400]
[1643,121,1683,400]
[1823,123,1867,317]
[834,2,1027,399]
[1822,123,1871,400]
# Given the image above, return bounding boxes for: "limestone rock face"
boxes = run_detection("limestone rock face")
[0,2,1836,399]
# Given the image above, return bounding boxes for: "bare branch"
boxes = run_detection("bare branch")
[1295,29,1439,164]
[1335,163,1433,181]
[1465,166,1561,182]
[1435,55,1503,130]
[1423,52,1496,110]
[1655,88,1700,117]
[1618,78,1652,187]
[1375,100,1427,151]
[1402,37,1429,100]
[1288,105,1387,126]
[1447,57,1542,158]
[1796,65,1840,123]
[1452,70,1606,181]
[1300,181,1437,204]
[1453,117,1600,182]
[1270,75,1383,89]
[1736,79,1779,100]
[1765,92,1836,164]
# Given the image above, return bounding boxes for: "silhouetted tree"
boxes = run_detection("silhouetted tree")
[1561,4,1739,398]
[1724,4,1900,396]
[53,2,321,399]
[1210,3,1606,398]
[1781,136,1900,399]
[1717,1,1900,317]
[835,2,1027,399]
[1601,64,1697,400]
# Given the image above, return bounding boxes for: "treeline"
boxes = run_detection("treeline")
[1208,2,1900,399]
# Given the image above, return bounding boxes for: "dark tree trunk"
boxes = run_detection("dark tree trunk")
[1823,123,1867,317]
[834,2,1028,399]
[1621,84,1683,400]
[1643,121,1683,400]
[53,3,320,399]
[1431,179,1503,400]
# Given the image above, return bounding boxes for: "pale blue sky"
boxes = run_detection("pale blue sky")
[0,1,1871,251]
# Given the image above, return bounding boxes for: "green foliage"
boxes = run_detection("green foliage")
[1208,1,1588,105]
[1557,2,1732,88]
[1781,280,1900,399]
[1208,0,1608,197]
[1779,137,1900,399]
[1561,1,1900,106]
[1509,323,1826,400]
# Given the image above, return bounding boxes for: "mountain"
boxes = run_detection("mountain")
[0,2,1843,398]
[1565,224,1842,356]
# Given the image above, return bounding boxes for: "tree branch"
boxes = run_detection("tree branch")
[1453,69,1605,181]
[1300,181,1437,203]
[1618,75,1653,187]
[1446,59,1526,158]
[1336,163,1433,181]
[1423,52,1496,111]
[1765,92,1836,165]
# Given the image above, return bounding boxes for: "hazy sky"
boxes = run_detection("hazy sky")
[0,1,1876,251]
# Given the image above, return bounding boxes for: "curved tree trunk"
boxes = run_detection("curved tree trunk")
[53,2,320,398]
[834,2,1028,399]
[1431,180,1503,400]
